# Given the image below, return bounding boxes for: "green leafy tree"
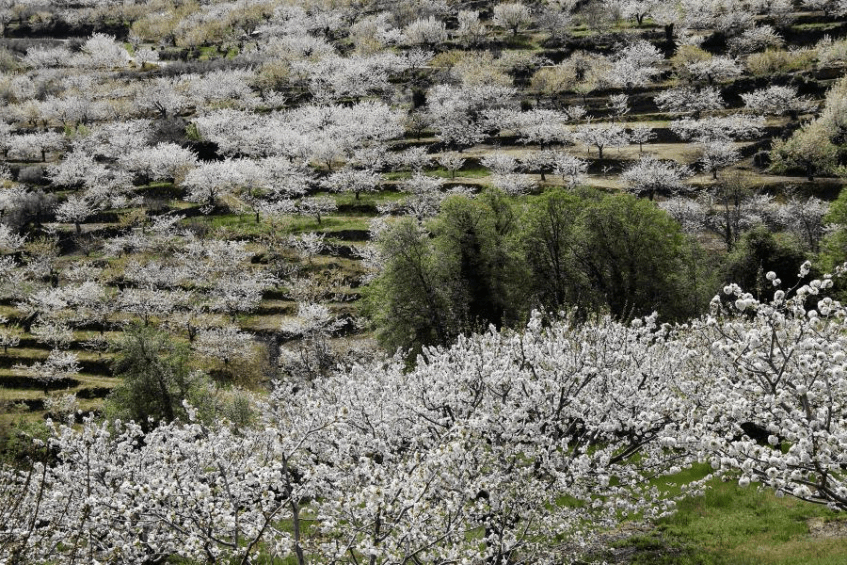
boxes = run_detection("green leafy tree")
[517,189,586,312]
[770,120,839,181]
[572,193,712,321]
[364,218,453,355]
[368,190,712,354]
[105,325,206,429]
[365,193,521,355]
[723,226,807,302]
[432,192,521,331]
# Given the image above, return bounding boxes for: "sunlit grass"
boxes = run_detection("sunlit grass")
[611,468,847,565]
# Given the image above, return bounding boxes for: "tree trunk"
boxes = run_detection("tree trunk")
[291,500,306,565]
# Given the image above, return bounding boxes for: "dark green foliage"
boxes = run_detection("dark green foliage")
[517,189,714,323]
[818,186,847,272]
[518,190,585,312]
[0,419,50,465]
[433,192,522,330]
[105,325,206,429]
[724,227,808,301]
[570,193,710,321]
[366,189,715,355]
[363,218,451,355]
[364,192,524,356]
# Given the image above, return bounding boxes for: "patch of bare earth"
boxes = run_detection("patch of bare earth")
[808,517,847,538]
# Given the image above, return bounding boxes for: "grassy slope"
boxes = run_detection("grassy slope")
[607,469,847,565]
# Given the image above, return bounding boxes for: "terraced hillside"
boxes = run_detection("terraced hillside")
[0,0,846,432]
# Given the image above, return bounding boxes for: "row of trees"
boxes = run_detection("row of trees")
[365,179,847,357]
[366,189,713,355]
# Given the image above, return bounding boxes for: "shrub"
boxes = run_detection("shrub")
[747,48,815,76]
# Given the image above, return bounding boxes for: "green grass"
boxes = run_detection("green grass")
[427,165,491,179]
[610,469,847,565]
[793,22,844,31]
[182,212,370,239]
[382,171,413,181]
[331,190,407,208]
[383,167,491,181]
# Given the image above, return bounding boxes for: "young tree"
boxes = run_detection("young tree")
[481,153,533,195]
[209,270,277,321]
[297,196,337,225]
[491,171,535,195]
[729,25,784,54]
[529,63,578,107]
[119,143,198,184]
[628,124,657,153]
[659,196,707,234]
[654,86,725,118]
[493,2,533,36]
[778,195,829,252]
[670,114,765,143]
[30,320,74,350]
[553,153,589,187]
[456,10,487,46]
[495,108,571,149]
[288,232,327,263]
[0,315,21,354]
[520,149,559,182]
[620,156,692,200]
[279,301,346,380]
[55,194,100,235]
[193,325,255,367]
[607,93,630,122]
[742,85,817,119]
[684,56,743,85]
[702,174,776,251]
[9,131,65,162]
[699,140,742,180]
[395,146,431,173]
[75,33,130,69]
[15,349,80,395]
[0,224,27,252]
[181,159,248,209]
[322,167,381,200]
[437,152,466,179]
[610,40,665,89]
[574,123,629,159]
[402,16,447,48]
